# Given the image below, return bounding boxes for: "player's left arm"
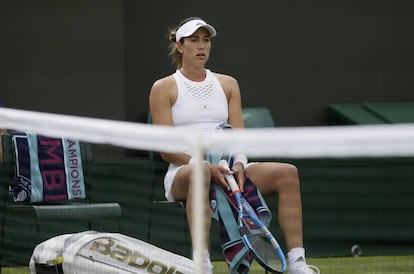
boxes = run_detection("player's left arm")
[217,73,246,190]
[220,74,244,129]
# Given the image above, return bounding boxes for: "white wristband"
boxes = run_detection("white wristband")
[233,154,248,169]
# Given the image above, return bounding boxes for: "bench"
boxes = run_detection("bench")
[0,133,122,268]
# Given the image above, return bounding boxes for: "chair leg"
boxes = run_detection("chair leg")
[181,204,190,257]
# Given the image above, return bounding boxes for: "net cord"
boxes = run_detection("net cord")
[1,107,414,158]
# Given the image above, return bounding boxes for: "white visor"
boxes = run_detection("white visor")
[176,19,217,42]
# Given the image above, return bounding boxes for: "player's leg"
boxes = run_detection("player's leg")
[245,162,319,273]
[245,162,303,250]
[170,164,213,272]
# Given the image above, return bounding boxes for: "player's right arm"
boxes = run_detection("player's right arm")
[149,76,192,166]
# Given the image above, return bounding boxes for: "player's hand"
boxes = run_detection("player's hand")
[232,162,245,191]
[209,163,233,190]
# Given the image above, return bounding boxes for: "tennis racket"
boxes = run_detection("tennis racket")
[219,159,286,273]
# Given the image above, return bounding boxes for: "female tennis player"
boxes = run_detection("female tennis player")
[149,17,319,274]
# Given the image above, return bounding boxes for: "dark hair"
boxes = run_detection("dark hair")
[168,16,204,69]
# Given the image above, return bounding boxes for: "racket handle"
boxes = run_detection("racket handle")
[218,159,240,193]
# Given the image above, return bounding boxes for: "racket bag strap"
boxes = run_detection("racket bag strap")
[34,259,64,274]
[210,183,252,274]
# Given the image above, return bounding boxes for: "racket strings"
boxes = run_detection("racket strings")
[246,233,282,271]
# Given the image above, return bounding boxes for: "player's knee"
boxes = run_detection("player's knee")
[280,163,300,188]
[285,163,299,179]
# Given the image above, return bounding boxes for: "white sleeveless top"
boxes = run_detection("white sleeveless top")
[163,69,229,201]
[172,69,228,132]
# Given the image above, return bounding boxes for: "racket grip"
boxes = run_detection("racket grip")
[218,159,240,192]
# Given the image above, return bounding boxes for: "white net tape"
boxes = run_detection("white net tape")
[1,107,414,158]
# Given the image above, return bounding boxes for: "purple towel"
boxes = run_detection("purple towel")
[10,132,86,202]
[210,177,271,273]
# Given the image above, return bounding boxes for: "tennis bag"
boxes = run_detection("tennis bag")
[29,230,194,274]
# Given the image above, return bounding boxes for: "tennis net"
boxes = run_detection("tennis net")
[1,107,414,273]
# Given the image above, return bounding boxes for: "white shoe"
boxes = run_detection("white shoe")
[288,264,320,274]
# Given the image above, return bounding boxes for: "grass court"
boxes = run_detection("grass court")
[3,255,413,273]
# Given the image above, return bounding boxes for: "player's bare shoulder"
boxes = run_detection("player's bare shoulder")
[149,74,177,101]
[213,72,240,96]
[213,72,238,85]
[151,75,176,93]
